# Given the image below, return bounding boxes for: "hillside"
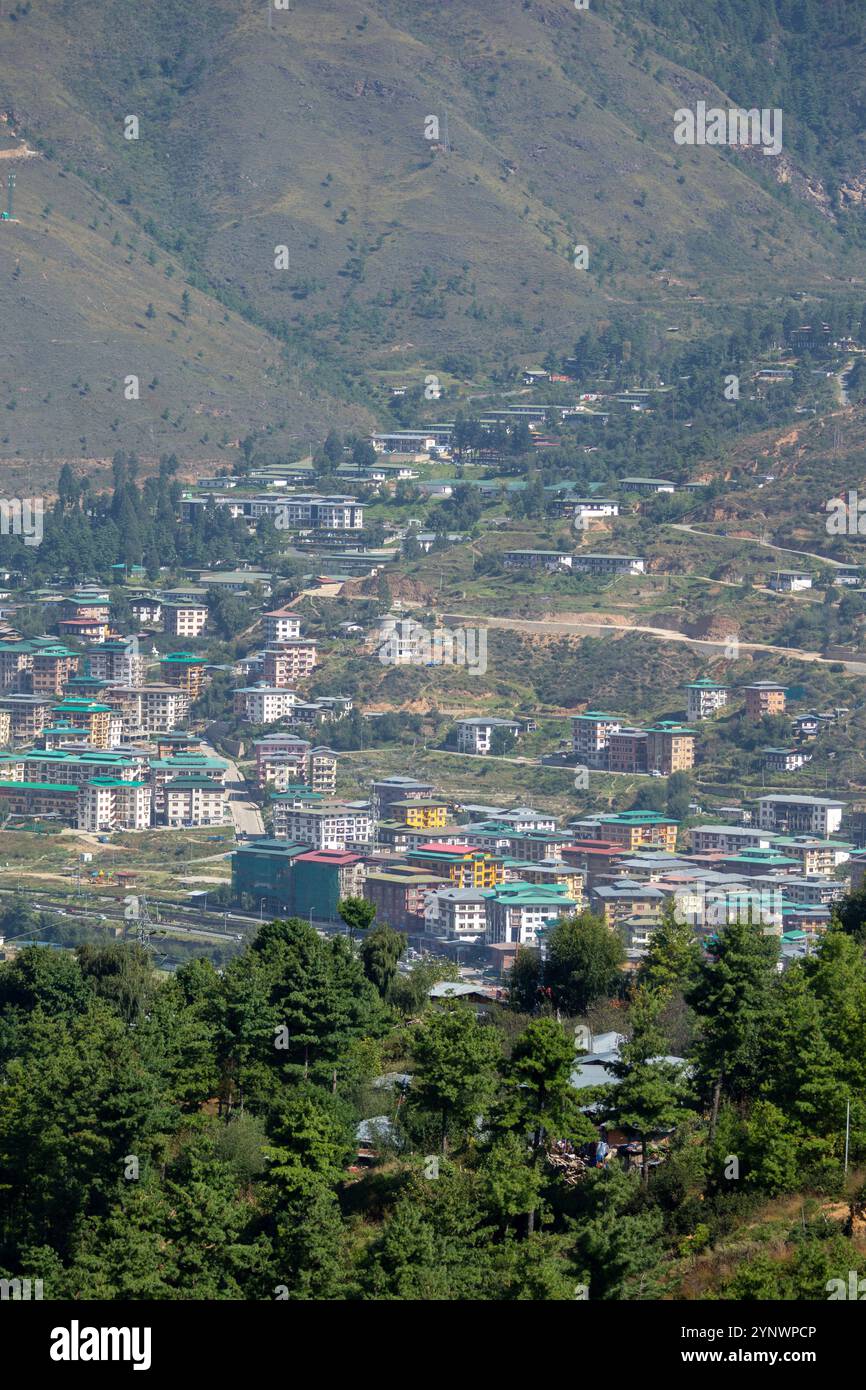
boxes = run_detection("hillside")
[3,0,866,455]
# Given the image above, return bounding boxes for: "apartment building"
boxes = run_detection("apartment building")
[161,652,206,699]
[105,684,190,735]
[571,553,646,576]
[13,748,143,788]
[77,778,152,832]
[406,843,505,889]
[86,640,145,686]
[596,811,679,854]
[0,694,55,742]
[0,779,80,823]
[273,801,374,850]
[162,603,208,639]
[757,795,844,838]
[130,599,162,627]
[608,727,648,774]
[744,682,787,721]
[234,685,297,724]
[430,887,489,941]
[689,825,778,855]
[0,709,9,746]
[685,679,729,721]
[51,699,113,749]
[483,881,576,947]
[262,606,302,644]
[646,724,696,775]
[262,640,318,687]
[371,775,436,817]
[57,617,110,643]
[363,866,449,932]
[163,776,227,827]
[571,711,622,768]
[150,752,227,816]
[455,717,520,755]
[391,798,449,830]
[30,645,79,696]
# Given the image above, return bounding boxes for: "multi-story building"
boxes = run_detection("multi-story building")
[744,682,786,721]
[163,603,208,639]
[86,641,145,686]
[0,709,9,746]
[273,801,374,850]
[163,776,227,827]
[30,645,79,696]
[0,779,80,823]
[571,711,622,768]
[11,748,144,787]
[261,606,302,644]
[262,640,318,687]
[77,777,152,832]
[104,684,190,735]
[596,810,679,854]
[430,886,489,941]
[689,825,778,855]
[590,881,666,928]
[483,881,576,947]
[363,865,449,932]
[130,598,162,627]
[571,553,646,576]
[455,717,520,755]
[150,752,227,817]
[757,795,844,838]
[372,776,436,818]
[646,724,696,775]
[292,850,366,923]
[57,617,110,643]
[772,836,851,876]
[608,727,648,774]
[761,747,809,773]
[391,798,449,830]
[60,595,110,624]
[161,652,206,700]
[0,694,55,742]
[234,685,297,724]
[685,679,729,721]
[254,735,338,796]
[406,843,505,888]
[51,699,113,749]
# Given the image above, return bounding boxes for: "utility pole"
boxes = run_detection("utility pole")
[844,1097,851,1176]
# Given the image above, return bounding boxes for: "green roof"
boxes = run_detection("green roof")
[0,780,78,794]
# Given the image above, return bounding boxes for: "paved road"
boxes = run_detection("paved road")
[666,522,847,569]
[201,743,265,837]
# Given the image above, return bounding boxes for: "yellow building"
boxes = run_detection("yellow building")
[407,843,504,888]
[598,811,678,854]
[391,798,449,830]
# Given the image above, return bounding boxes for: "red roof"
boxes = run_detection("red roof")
[295,850,361,866]
[416,841,474,855]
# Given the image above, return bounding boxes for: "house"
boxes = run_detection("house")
[233,685,297,724]
[761,746,810,773]
[571,553,645,576]
[430,886,489,941]
[768,571,812,593]
[619,477,677,494]
[261,606,302,644]
[502,550,574,572]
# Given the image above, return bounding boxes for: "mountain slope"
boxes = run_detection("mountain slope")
[1,0,866,456]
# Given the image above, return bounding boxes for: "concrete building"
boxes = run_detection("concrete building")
[162,603,208,639]
[161,652,206,700]
[744,682,786,721]
[262,606,302,644]
[455,717,520,755]
[262,640,318,686]
[163,776,227,827]
[483,881,576,947]
[77,778,152,832]
[685,679,729,721]
[233,685,297,724]
[273,801,374,850]
[571,711,622,768]
[646,724,696,775]
[430,886,489,941]
[757,795,844,838]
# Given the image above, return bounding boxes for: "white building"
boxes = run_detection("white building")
[273,802,374,850]
[163,777,227,827]
[768,571,813,593]
[757,795,844,838]
[77,778,152,832]
[456,717,521,755]
[571,711,622,767]
[432,887,488,941]
[689,825,778,855]
[233,685,298,724]
[685,680,729,721]
[262,607,302,644]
